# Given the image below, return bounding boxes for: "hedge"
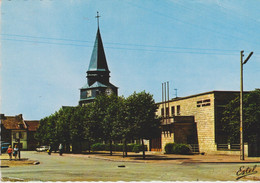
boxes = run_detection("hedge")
[165,143,176,154]
[164,143,192,155]
[91,143,147,152]
[174,144,193,155]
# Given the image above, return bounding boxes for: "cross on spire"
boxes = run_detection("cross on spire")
[95,11,101,28]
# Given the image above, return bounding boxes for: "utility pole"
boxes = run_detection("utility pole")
[240,50,253,160]
[18,132,21,160]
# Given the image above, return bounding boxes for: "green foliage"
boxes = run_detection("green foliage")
[174,144,192,155]
[125,91,161,140]
[35,91,160,157]
[132,144,141,153]
[125,91,160,159]
[91,143,105,151]
[90,143,147,152]
[221,89,260,144]
[164,143,175,154]
[164,143,192,155]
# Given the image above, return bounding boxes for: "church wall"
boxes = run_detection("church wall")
[158,92,217,153]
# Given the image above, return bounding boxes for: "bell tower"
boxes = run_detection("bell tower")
[79,12,118,106]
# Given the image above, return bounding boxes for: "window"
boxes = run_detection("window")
[161,108,164,116]
[12,131,26,140]
[177,105,180,116]
[166,107,169,116]
[171,106,175,116]
[197,99,211,107]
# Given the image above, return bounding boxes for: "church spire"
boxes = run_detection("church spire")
[87,12,110,86]
[87,28,109,73]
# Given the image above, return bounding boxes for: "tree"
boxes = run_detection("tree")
[56,108,72,152]
[111,96,130,157]
[35,113,60,151]
[90,94,121,155]
[78,105,99,153]
[35,91,161,158]
[126,91,161,159]
[221,89,260,144]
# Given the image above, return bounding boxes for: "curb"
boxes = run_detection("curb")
[0,158,29,161]
[0,166,9,168]
[181,161,260,164]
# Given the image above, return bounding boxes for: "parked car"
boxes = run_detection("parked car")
[36,146,50,152]
[1,142,10,153]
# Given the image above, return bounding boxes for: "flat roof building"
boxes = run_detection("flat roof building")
[151,90,254,156]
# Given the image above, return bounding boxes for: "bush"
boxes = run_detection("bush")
[90,143,147,152]
[131,144,147,152]
[164,143,192,155]
[91,143,105,151]
[173,144,192,155]
[127,144,135,152]
[114,144,123,151]
[104,144,110,151]
[132,145,140,153]
[164,143,175,154]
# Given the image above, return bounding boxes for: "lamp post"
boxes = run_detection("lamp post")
[15,131,22,160]
[18,132,21,160]
[240,50,253,160]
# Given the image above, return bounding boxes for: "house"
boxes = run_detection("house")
[151,90,258,156]
[0,114,39,150]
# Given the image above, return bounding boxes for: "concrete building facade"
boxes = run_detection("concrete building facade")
[152,91,249,155]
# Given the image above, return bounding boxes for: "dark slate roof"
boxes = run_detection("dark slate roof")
[81,81,118,90]
[88,28,109,72]
[107,82,118,89]
[81,81,107,89]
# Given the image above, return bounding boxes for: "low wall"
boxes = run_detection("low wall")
[161,132,174,153]
[214,144,248,156]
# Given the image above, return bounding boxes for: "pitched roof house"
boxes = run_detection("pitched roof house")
[0,114,39,150]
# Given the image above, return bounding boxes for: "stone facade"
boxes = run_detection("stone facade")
[161,131,174,152]
[156,91,241,154]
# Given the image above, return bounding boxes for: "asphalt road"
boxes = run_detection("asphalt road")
[1,151,260,181]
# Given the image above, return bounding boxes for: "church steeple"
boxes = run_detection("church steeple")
[88,12,109,72]
[87,27,110,86]
[79,12,118,106]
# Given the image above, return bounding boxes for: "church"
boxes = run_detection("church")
[79,14,118,106]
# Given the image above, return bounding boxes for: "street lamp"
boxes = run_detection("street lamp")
[240,50,253,160]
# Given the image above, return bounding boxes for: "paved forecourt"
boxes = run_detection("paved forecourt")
[1,151,260,181]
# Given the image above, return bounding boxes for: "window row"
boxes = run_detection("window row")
[161,105,180,117]
[197,99,211,107]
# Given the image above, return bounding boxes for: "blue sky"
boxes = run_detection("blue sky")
[1,0,260,120]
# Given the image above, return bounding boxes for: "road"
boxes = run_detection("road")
[1,151,259,181]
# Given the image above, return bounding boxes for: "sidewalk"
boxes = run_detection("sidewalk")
[1,151,260,181]
[1,151,260,164]
[56,151,260,164]
[0,154,34,167]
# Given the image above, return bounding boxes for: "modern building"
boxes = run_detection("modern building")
[0,114,39,150]
[150,90,257,156]
[79,25,118,106]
